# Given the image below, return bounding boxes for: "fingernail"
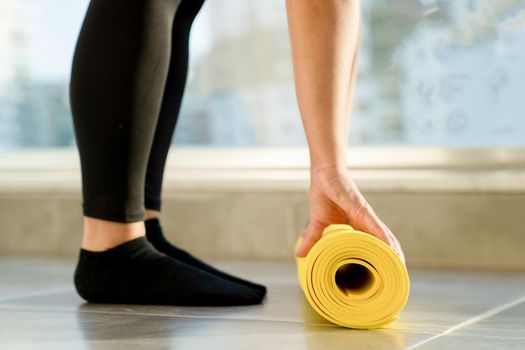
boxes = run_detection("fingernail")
[295,245,305,257]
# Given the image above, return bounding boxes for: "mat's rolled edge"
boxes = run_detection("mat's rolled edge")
[294,224,410,329]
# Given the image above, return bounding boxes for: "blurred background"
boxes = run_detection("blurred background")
[2,0,525,147]
[0,0,524,269]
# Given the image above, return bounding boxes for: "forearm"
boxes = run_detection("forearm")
[285,0,361,171]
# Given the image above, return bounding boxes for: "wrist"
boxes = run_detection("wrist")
[310,162,347,177]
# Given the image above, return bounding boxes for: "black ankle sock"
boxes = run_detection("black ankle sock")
[74,237,265,306]
[144,218,267,295]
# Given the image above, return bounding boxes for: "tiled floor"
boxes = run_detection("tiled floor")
[0,258,524,350]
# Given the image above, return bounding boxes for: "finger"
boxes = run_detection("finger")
[391,235,406,264]
[351,204,402,256]
[294,221,323,258]
[335,191,387,243]
[374,220,406,264]
[379,223,406,263]
[398,247,406,265]
[337,189,406,263]
[352,203,390,244]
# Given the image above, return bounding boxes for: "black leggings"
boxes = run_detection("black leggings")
[69,0,205,222]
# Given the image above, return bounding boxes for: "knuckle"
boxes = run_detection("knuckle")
[354,201,372,219]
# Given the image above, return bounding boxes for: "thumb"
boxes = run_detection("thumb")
[294,219,324,258]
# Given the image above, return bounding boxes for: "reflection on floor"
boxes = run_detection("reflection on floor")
[0,257,524,349]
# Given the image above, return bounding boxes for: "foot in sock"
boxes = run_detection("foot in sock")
[74,237,265,306]
[145,218,267,295]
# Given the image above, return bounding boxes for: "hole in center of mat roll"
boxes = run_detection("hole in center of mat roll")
[335,263,374,295]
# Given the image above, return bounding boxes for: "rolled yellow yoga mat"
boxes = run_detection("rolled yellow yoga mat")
[295,224,410,329]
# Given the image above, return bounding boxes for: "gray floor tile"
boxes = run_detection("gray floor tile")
[2,259,525,334]
[0,309,434,350]
[415,334,525,350]
[448,298,525,338]
[0,287,334,326]
[0,257,74,301]
[391,269,525,333]
[1,257,525,350]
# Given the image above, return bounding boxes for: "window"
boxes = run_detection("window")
[1,0,524,149]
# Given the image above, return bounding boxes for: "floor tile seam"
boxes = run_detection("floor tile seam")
[0,305,335,327]
[404,293,525,349]
[58,308,451,333]
[0,305,445,337]
[384,328,441,335]
[78,309,342,327]
[438,334,525,340]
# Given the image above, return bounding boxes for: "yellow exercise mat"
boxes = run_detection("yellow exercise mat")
[295,224,410,329]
